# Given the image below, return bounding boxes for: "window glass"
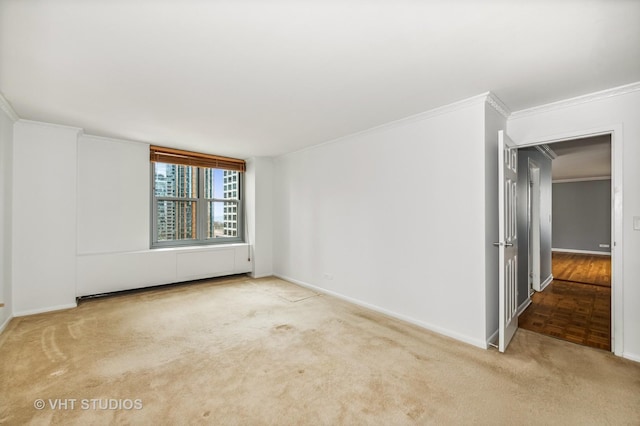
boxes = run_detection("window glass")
[206,201,238,238]
[156,201,197,241]
[154,164,198,198]
[153,162,242,246]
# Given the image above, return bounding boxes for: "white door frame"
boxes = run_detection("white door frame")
[527,160,541,293]
[514,124,622,355]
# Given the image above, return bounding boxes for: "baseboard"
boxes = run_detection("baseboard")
[274,273,488,350]
[540,274,553,291]
[486,329,499,348]
[13,302,77,317]
[622,352,640,363]
[517,298,532,316]
[250,272,274,279]
[0,314,12,334]
[552,248,611,256]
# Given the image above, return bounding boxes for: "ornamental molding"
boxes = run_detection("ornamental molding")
[510,81,640,120]
[485,93,510,119]
[0,92,19,122]
[283,92,493,157]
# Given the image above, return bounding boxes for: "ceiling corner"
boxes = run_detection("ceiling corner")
[486,92,511,120]
[0,92,19,122]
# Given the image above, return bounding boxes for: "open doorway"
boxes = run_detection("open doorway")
[517,135,612,351]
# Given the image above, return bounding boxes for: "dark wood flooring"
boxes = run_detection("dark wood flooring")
[519,252,611,351]
[552,252,611,287]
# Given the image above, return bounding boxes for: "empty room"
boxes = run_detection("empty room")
[1,1,640,424]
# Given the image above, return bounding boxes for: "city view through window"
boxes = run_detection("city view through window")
[153,162,240,244]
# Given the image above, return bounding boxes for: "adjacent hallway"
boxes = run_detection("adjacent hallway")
[519,252,611,350]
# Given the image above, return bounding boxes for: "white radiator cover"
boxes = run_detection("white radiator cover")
[77,244,252,297]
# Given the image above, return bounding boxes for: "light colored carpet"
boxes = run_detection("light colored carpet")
[0,275,638,425]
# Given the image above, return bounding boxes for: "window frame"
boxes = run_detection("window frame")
[151,164,244,248]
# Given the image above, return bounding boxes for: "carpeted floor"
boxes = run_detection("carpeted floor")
[1,276,639,425]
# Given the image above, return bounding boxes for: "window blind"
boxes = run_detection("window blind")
[150,145,246,172]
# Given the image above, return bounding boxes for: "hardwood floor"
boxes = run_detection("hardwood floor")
[519,252,611,351]
[552,252,611,287]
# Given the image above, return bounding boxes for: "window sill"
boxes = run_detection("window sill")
[150,243,248,253]
[77,242,249,257]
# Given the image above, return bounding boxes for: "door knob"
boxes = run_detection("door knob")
[493,242,514,247]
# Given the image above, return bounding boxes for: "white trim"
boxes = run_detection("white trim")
[486,93,511,119]
[77,242,250,257]
[539,274,553,292]
[79,133,150,148]
[622,352,640,363]
[611,125,624,356]
[0,314,12,334]
[510,81,640,120]
[487,329,499,347]
[0,92,19,122]
[517,298,532,316]
[511,123,622,356]
[250,273,273,279]
[552,176,611,183]
[16,119,83,133]
[275,274,488,349]
[13,303,77,317]
[552,248,611,256]
[280,92,491,158]
[515,127,615,149]
[534,144,557,160]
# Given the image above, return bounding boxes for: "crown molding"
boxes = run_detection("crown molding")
[486,92,511,119]
[79,133,150,147]
[16,119,83,134]
[281,92,491,157]
[535,144,557,160]
[0,92,19,122]
[510,81,640,120]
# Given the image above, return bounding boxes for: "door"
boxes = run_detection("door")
[497,130,518,352]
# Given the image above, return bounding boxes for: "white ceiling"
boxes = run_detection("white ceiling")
[549,135,611,181]
[1,1,639,158]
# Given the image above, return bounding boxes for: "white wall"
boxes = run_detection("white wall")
[483,103,506,342]
[245,157,274,278]
[8,123,254,311]
[0,104,15,330]
[75,134,252,297]
[273,96,489,348]
[77,135,149,254]
[507,86,640,361]
[12,120,81,315]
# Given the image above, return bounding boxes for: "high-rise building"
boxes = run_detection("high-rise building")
[174,165,196,239]
[204,168,219,238]
[155,164,196,241]
[155,165,238,241]
[223,170,238,237]
[154,166,174,241]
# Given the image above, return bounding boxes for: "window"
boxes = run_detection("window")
[150,146,245,247]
